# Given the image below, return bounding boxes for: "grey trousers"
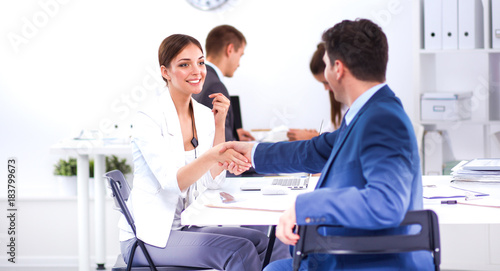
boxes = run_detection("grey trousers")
[121,226,268,271]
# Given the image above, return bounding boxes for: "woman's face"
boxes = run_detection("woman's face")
[313,72,332,92]
[163,43,206,95]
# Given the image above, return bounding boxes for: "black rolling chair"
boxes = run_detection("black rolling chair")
[104,170,214,271]
[292,210,441,271]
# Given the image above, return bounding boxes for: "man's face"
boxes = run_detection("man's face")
[323,52,345,104]
[225,43,245,77]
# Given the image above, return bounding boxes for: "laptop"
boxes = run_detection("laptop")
[240,175,310,191]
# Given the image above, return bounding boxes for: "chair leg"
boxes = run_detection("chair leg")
[137,239,158,271]
[127,242,138,271]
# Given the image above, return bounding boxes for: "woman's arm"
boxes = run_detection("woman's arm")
[176,144,250,191]
[176,93,251,191]
[208,93,231,178]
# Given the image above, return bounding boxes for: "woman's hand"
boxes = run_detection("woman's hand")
[209,93,230,127]
[211,143,252,174]
[286,129,319,141]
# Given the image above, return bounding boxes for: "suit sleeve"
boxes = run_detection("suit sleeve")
[295,107,417,229]
[253,131,338,174]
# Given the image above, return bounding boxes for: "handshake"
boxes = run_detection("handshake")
[210,141,255,175]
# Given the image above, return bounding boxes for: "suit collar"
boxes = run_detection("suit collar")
[345,83,386,125]
[205,62,224,83]
[316,85,395,188]
[159,90,179,137]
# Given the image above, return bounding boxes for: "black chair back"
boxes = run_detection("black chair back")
[105,170,214,271]
[105,170,136,235]
[292,210,440,271]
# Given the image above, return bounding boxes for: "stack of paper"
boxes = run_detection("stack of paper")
[451,159,500,182]
[423,184,488,199]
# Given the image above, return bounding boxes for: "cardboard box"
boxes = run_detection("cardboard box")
[420,92,472,121]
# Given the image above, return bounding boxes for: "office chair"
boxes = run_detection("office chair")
[104,170,214,271]
[292,210,441,271]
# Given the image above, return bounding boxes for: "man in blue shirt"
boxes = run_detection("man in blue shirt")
[222,19,432,270]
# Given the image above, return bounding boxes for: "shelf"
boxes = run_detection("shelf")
[420,49,500,54]
[415,0,500,163]
[420,120,491,126]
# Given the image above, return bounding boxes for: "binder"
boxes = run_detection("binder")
[493,0,500,49]
[442,0,458,49]
[424,0,442,49]
[424,131,443,175]
[458,0,484,49]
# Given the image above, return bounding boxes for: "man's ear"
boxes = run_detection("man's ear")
[334,60,344,80]
[161,65,171,81]
[225,43,234,57]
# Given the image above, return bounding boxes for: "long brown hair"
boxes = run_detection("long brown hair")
[310,43,343,129]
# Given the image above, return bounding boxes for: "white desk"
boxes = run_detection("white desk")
[51,139,131,271]
[182,175,500,271]
[422,175,500,224]
[181,176,318,226]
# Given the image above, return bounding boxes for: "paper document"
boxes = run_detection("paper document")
[451,159,500,182]
[423,184,489,199]
[206,191,295,212]
[462,158,500,170]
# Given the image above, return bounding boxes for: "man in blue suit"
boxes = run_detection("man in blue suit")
[222,19,433,270]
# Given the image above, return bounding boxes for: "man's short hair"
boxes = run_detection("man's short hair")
[206,25,246,57]
[322,19,388,82]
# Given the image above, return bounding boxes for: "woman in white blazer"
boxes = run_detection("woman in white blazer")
[119,34,268,270]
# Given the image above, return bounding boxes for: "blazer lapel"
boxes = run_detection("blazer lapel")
[315,85,394,188]
[315,117,355,188]
[159,91,185,159]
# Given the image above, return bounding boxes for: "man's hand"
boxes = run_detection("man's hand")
[219,141,253,163]
[237,128,255,141]
[276,202,300,245]
[218,141,254,175]
[212,143,251,174]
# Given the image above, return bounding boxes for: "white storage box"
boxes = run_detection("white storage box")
[420,92,472,121]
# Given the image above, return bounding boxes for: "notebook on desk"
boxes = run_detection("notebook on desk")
[240,175,310,191]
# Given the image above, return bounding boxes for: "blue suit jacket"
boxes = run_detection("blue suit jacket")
[254,85,433,270]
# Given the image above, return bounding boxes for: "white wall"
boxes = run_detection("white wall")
[0,0,414,267]
[0,0,414,190]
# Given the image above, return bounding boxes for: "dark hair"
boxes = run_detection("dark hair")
[158,34,203,85]
[205,25,246,58]
[310,43,343,129]
[321,19,388,82]
[309,43,326,75]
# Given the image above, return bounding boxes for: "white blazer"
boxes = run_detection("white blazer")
[119,89,226,248]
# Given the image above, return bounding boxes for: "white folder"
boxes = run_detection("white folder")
[424,131,443,175]
[493,0,500,49]
[424,0,442,50]
[442,0,458,49]
[458,0,484,49]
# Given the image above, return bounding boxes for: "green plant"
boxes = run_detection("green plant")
[53,155,131,177]
[105,155,132,175]
[53,158,78,176]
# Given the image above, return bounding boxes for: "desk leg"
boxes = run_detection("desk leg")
[263,225,276,270]
[94,154,106,270]
[77,154,90,271]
